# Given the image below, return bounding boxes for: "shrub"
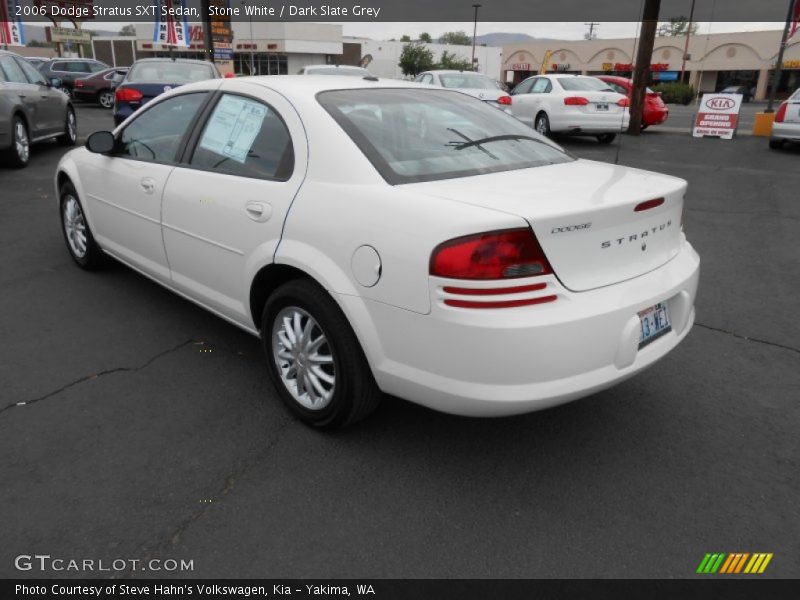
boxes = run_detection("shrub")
[652,82,696,105]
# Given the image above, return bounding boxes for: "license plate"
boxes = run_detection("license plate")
[596,103,609,111]
[638,302,671,348]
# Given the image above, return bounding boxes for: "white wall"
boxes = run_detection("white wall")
[351,38,503,80]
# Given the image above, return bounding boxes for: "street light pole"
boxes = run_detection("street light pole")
[471,4,481,71]
[766,0,798,113]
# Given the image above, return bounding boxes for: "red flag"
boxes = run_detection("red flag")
[791,0,800,39]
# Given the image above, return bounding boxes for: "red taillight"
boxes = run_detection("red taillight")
[617,97,630,107]
[497,95,512,106]
[115,87,143,103]
[430,229,553,280]
[444,296,557,309]
[634,198,665,212]
[775,102,788,123]
[74,80,84,88]
[564,96,590,106]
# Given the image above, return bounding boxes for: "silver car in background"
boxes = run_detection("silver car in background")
[298,64,372,77]
[0,50,76,168]
[770,88,800,150]
[414,70,512,111]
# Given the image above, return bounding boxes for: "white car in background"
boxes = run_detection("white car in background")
[769,88,800,149]
[511,74,630,143]
[298,64,372,77]
[54,76,698,429]
[415,70,512,111]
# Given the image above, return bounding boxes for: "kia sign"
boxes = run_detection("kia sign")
[693,93,743,140]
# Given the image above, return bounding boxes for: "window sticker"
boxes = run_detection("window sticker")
[199,95,268,164]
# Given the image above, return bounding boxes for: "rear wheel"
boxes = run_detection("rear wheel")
[4,116,30,168]
[98,90,114,109]
[60,183,108,270]
[262,279,381,429]
[769,139,784,150]
[57,107,77,146]
[597,133,617,144]
[535,112,551,137]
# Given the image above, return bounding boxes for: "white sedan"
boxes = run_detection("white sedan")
[55,76,699,429]
[510,74,631,143]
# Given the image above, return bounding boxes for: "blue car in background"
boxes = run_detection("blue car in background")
[113,58,221,126]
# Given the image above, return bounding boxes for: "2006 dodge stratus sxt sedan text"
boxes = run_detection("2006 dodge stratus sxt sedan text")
[54,76,700,429]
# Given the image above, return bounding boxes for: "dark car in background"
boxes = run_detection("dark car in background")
[73,67,128,108]
[597,75,669,129]
[113,59,221,126]
[37,58,110,98]
[0,50,76,167]
[719,85,754,103]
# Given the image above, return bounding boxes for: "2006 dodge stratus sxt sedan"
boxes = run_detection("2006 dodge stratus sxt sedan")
[55,76,700,429]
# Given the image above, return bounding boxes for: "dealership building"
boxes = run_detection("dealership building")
[503,29,800,100]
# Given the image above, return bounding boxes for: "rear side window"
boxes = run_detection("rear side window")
[0,55,28,83]
[512,78,534,95]
[51,62,68,72]
[190,94,294,181]
[118,93,208,163]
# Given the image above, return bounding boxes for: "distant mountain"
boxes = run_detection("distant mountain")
[476,33,557,46]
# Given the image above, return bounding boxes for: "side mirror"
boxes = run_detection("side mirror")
[49,77,62,88]
[86,131,115,154]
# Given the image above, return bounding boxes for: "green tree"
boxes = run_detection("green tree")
[438,31,472,46]
[400,34,412,42]
[398,42,434,77]
[119,24,137,36]
[657,17,698,37]
[436,51,472,71]
[419,32,432,43]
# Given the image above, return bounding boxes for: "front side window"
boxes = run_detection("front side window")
[118,93,207,163]
[531,78,552,93]
[190,94,294,180]
[319,88,573,185]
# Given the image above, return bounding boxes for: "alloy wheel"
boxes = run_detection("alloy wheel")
[14,120,30,163]
[63,195,87,258]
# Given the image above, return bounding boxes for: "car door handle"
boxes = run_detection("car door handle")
[140,178,155,194]
[245,201,272,222]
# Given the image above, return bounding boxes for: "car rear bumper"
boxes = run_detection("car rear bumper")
[771,121,800,142]
[72,89,97,102]
[550,111,631,134]
[339,237,700,417]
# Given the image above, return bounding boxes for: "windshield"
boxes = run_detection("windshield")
[306,67,368,76]
[558,77,615,92]
[127,62,216,84]
[318,88,573,185]
[439,73,499,90]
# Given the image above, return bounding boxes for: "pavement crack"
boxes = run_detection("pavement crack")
[0,339,197,416]
[118,416,295,579]
[695,323,800,356]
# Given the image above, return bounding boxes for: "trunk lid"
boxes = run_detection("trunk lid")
[782,98,800,124]
[407,159,686,292]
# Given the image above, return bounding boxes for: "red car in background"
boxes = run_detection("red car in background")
[73,67,128,109]
[598,75,669,129]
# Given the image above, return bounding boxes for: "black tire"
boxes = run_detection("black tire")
[534,112,551,137]
[640,124,649,131]
[59,182,108,270]
[4,115,30,168]
[98,90,114,109]
[57,107,77,146]
[769,139,784,150]
[261,279,381,429]
[597,133,617,144]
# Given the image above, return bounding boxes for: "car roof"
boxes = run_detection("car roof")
[130,58,214,66]
[305,64,366,69]
[427,70,488,75]
[227,75,420,95]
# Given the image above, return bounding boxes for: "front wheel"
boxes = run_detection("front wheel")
[262,279,381,429]
[58,107,77,146]
[4,116,30,168]
[535,113,551,137]
[60,183,108,270]
[597,133,617,144]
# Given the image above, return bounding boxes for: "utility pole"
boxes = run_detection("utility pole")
[201,0,215,63]
[629,0,661,135]
[766,0,798,112]
[584,22,599,40]
[679,0,696,83]
[471,4,481,72]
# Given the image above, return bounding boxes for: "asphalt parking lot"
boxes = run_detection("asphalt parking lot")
[1,104,798,579]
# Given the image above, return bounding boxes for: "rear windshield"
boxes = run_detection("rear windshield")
[439,73,499,90]
[128,62,216,84]
[318,88,573,185]
[305,67,368,76]
[558,77,616,92]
